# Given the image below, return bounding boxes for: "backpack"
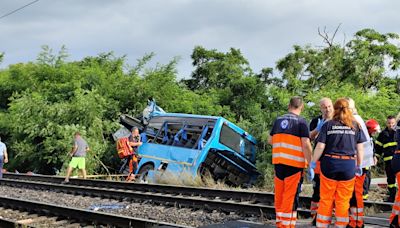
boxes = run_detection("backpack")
[117,137,133,159]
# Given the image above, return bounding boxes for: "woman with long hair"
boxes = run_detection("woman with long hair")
[390,112,400,227]
[308,98,366,227]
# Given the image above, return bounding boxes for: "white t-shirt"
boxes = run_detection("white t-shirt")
[0,142,6,157]
[354,115,374,168]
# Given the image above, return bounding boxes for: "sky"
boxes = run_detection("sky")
[1,0,400,78]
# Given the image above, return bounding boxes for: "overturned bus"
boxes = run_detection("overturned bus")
[115,102,259,186]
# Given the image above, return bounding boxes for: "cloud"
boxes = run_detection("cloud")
[1,0,399,78]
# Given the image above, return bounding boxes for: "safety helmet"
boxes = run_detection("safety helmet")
[365,119,381,135]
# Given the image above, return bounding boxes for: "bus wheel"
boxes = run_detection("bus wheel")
[138,164,154,183]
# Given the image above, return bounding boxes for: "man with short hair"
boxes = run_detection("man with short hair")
[63,132,89,183]
[0,136,9,178]
[268,96,312,227]
[308,97,334,225]
[376,115,398,202]
[126,127,142,181]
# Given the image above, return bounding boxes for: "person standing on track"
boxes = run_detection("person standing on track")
[363,119,381,200]
[375,115,398,202]
[346,98,375,228]
[0,136,9,178]
[309,98,334,225]
[390,113,400,227]
[63,132,90,183]
[268,96,312,228]
[308,98,366,227]
[126,127,142,182]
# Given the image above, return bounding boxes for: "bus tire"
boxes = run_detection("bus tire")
[138,163,154,182]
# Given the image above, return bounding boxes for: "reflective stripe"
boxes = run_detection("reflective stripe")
[336,216,349,222]
[375,153,381,158]
[350,207,364,213]
[273,153,305,162]
[384,156,393,161]
[335,225,347,228]
[392,209,400,215]
[388,183,397,188]
[281,220,291,225]
[280,212,296,218]
[394,202,400,207]
[316,222,330,227]
[273,142,302,152]
[383,142,398,148]
[276,212,282,222]
[362,194,369,200]
[317,214,332,221]
[375,140,383,146]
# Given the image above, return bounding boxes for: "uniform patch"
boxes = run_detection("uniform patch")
[281,119,289,129]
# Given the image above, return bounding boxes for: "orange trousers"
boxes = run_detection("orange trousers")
[348,174,365,228]
[126,155,138,181]
[390,172,400,226]
[316,173,355,228]
[274,171,302,228]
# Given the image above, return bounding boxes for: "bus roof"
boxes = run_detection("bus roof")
[152,112,220,120]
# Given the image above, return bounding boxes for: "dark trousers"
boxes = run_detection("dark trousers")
[385,160,397,200]
[363,168,371,196]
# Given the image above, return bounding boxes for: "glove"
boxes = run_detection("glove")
[307,161,317,181]
[355,166,363,177]
[316,118,325,132]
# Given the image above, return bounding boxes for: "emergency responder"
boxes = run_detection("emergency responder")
[126,127,142,181]
[376,115,397,202]
[363,119,381,200]
[347,98,375,228]
[309,98,366,227]
[389,113,400,227]
[268,96,312,228]
[309,98,334,226]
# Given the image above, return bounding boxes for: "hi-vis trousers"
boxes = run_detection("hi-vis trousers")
[390,172,400,226]
[348,173,366,227]
[274,171,302,228]
[316,173,355,228]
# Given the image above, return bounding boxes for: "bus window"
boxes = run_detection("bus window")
[219,124,255,161]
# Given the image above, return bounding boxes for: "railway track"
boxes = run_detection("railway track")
[0,195,186,228]
[1,173,390,226]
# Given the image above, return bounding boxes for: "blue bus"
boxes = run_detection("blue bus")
[117,102,259,186]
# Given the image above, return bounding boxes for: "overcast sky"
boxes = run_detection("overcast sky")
[1,0,399,78]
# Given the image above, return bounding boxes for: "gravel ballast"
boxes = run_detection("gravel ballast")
[0,185,265,227]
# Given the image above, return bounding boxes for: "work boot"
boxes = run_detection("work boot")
[390,215,399,228]
[125,173,135,182]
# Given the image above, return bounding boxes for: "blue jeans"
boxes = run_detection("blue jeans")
[0,156,3,178]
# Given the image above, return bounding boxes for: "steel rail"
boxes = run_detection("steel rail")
[0,176,389,226]
[0,195,187,228]
[3,173,393,212]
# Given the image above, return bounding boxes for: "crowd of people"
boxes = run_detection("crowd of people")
[269,96,400,228]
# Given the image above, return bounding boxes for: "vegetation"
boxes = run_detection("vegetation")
[0,28,399,187]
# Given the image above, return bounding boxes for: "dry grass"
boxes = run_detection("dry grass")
[152,170,235,190]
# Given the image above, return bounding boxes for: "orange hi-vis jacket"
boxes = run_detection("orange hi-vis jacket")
[272,133,306,168]
[270,113,310,169]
